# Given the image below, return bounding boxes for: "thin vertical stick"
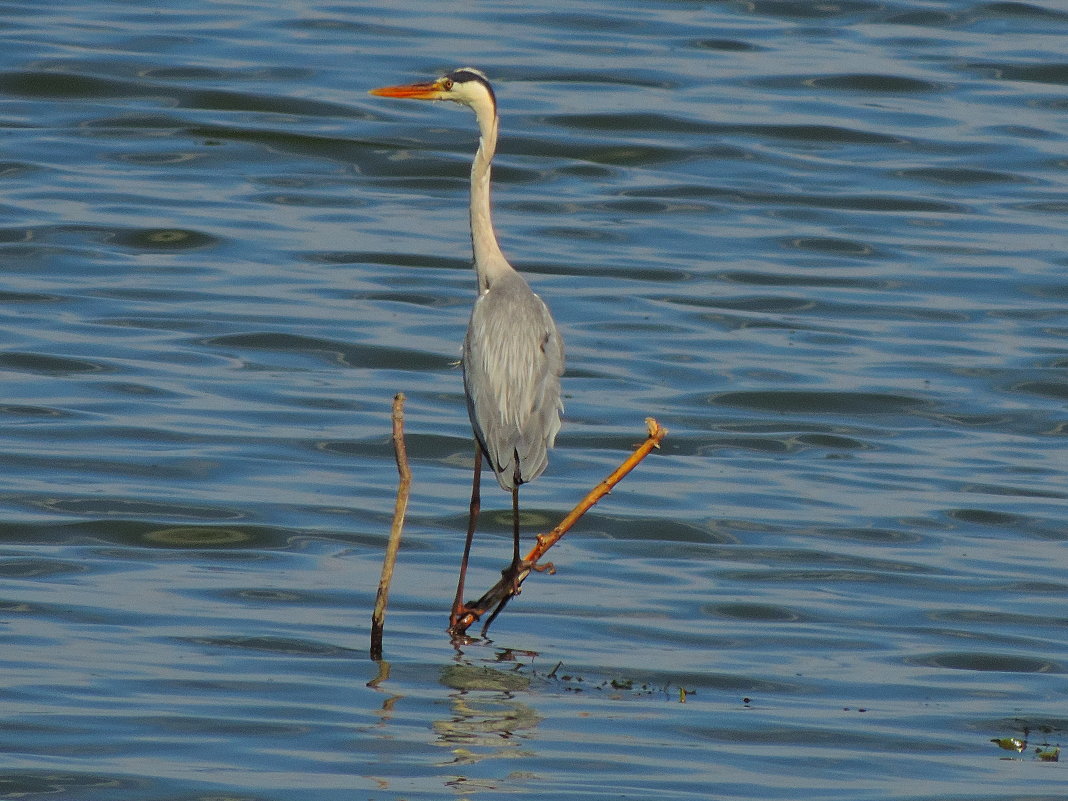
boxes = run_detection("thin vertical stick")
[371,393,411,660]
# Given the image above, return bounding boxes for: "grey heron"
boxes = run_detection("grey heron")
[370,68,564,635]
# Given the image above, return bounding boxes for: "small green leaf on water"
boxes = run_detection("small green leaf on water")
[990,737,1027,752]
[1036,746,1059,762]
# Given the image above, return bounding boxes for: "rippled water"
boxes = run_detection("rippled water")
[1,1,1066,798]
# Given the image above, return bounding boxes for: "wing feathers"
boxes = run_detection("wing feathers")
[462,272,564,490]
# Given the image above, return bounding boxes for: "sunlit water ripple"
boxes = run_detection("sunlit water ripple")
[0,1,1065,799]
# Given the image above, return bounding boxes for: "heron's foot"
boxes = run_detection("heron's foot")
[448,602,482,639]
[503,561,528,597]
[450,559,549,639]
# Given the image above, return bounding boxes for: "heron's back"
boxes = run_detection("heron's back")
[462,271,564,491]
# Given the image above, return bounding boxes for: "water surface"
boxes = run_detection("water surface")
[0,1,1066,799]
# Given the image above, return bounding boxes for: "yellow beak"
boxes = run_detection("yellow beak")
[369,79,446,100]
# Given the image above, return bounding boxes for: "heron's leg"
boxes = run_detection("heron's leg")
[450,446,482,631]
[481,475,523,637]
[512,489,521,563]
[509,460,522,583]
[471,461,525,638]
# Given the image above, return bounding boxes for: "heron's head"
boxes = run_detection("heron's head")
[370,68,497,117]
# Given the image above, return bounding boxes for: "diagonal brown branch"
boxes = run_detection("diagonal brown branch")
[449,418,667,637]
[371,393,411,659]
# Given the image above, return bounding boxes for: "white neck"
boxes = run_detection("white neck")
[469,105,512,291]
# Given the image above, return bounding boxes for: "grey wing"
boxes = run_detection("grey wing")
[463,280,564,490]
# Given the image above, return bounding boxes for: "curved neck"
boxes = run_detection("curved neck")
[469,108,511,291]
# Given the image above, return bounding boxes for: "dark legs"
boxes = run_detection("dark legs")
[510,460,522,571]
[450,449,525,638]
[478,460,524,636]
[450,446,482,632]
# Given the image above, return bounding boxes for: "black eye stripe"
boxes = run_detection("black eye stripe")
[444,68,496,108]
[447,68,483,83]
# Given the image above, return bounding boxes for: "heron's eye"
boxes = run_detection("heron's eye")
[442,78,454,91]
